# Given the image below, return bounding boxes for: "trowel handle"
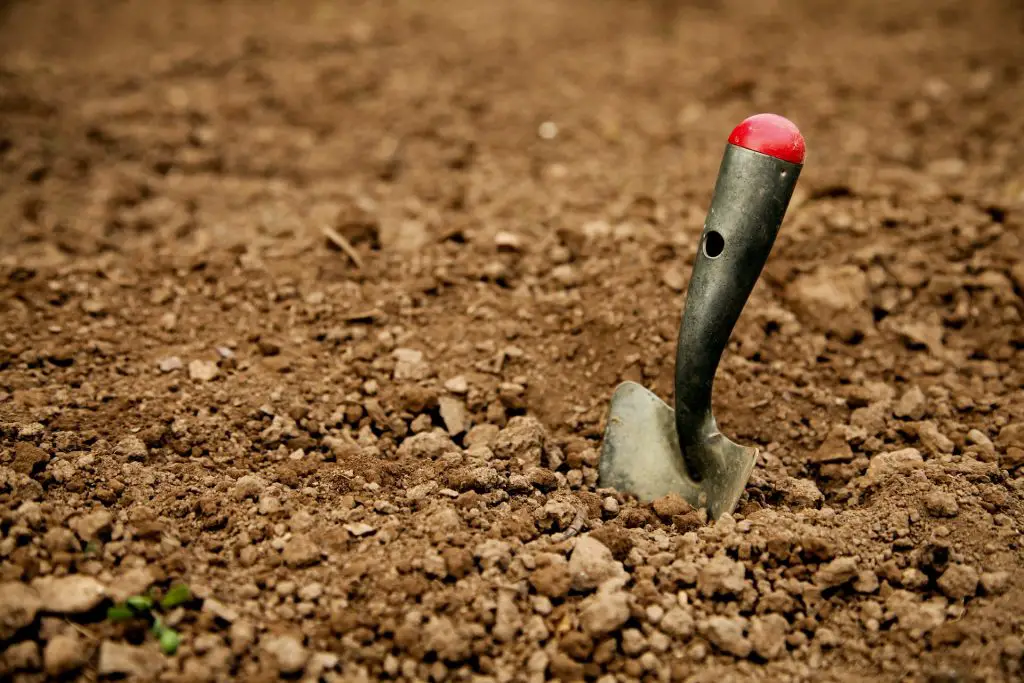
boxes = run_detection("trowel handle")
[674,123,803,478]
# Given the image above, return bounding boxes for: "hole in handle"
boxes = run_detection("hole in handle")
[703,231,724,258]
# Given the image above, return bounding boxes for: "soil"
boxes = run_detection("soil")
[2,0,1024,681]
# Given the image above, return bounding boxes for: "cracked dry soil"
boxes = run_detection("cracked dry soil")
[2,0,1024,681]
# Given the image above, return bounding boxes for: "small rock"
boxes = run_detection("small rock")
[651,493,692,521]
[464,423,499,448]
[282,535,321,568]
[231,474,268,501]
[893,386,927,420]
[453,466,501,493]
[492,592,522,642]
[188,359,219,382]
[4,640,40,672]
[937,564,979,599]
[923,491,959,517]
[579,583,631,636]
[11,442,50,475]
[704,616,751,658]
[70,510,113,541]
[776,477,823,509]
[568,535,627,592]
[980,571,1010,595]
[393,348,431,380]
[530,558,572,598]
[865,448,924,482]
[659,607,694,639]
[749,614,788,660]
[0,582,41,640]
[917,421,954,454]
[158,356,183,373]
[444,376,469,394]
[33,575,106,614]
[853,570,879,594]
[697,555,746,597]
[98,641,162,679]
[438,396,468,436]
[815,557,859,588]
[44,633,89,676]
[810,426,854,464]
[396,430,457,460]
[344,523,376,537]
[108,567,156,603]
[783,265,872,341]
[492,416,546,464]
[262,634,309,675]
[115,435,148,461]
[422,617,471,662]
[997,423,1024,449]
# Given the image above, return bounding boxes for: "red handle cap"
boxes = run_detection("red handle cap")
[728,113,805,165]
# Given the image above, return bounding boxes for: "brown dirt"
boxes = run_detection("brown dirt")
[2,0,1024,681]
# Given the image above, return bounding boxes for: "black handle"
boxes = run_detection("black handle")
[673,143,802,479]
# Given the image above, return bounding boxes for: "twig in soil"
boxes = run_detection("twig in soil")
[321,225,364,269]
[549,508,587,542]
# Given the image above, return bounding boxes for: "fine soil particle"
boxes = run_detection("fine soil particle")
[2,0,1024,681]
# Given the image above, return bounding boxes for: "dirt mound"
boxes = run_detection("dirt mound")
[1,0,1023,681]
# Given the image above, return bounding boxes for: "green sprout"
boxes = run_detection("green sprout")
[106,583,193,655]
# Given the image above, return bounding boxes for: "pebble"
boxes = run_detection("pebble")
[814,557,859,588]
[492,416,546,464]
[4,640,40,671]
[651,493,692,521]
[344,523,377,537]
[281,534,321,568]
[158,356,183,373]
[777,477,824,509]
[11,442,49,475]
[438,396,468,435]
[980,571,1010,595]
[893,386,927,420]
[923,491,959,517]
[393,348,431,380]
[917,421,954,454]
[749,614,788,659]
[865,448,924,482]
[0,582,41,639]
[33,575,107,614]
[262,634,309,675]
[937,564,979,599]
[659,607,694,639]
[396,430,457,460]
[697,555,746,597]
[188,359,219,382]
[704,616,751,658]
[444,376,469,394]
[98,641,162,678]
[579,582,631,636]
[70,510,113,541]
[568,535,627,592]
[529,557,572,598]
[44,633,89,676]
[114,435,148,461]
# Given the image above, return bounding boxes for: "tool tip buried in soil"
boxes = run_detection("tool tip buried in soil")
[599,113,805,521]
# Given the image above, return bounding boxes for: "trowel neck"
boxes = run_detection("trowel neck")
[673,143,801,469]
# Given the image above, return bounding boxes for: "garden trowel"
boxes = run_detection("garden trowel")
[599,113,805,521]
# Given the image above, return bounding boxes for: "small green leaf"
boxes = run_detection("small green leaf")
[160,584,192,610]
[107,604,134,622]
[126,595,155,612]
[158,628,181,655]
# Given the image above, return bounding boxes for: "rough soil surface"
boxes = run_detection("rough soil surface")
[2,0,1024,681]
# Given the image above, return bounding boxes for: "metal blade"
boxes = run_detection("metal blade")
[598,381,758,520]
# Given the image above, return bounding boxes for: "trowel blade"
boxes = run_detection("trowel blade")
[598,381,757,520]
